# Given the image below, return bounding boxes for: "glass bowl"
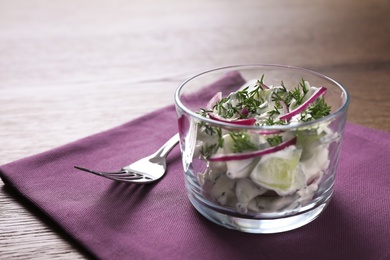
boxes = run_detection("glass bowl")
[174,64,349,234]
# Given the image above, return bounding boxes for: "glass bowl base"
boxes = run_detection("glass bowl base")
[188,195,330,234]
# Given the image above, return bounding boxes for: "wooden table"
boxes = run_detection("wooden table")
[1,0,389,258]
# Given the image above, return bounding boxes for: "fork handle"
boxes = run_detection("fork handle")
[153,133,180,158]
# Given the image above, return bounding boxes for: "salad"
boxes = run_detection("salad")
[193,76,339,214]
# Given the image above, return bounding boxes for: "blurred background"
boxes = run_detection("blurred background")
[0,0,389,258]
[1,0,389,164]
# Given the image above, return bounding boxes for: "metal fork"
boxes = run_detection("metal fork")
[74,133,180,183]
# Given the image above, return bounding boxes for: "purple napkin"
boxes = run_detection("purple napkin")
[1,72,390,260]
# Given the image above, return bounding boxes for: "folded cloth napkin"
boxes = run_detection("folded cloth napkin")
[1,72,390,260]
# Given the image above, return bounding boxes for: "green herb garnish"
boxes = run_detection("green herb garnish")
[300,97,331,122]
[287,78,309,107]
[229,132,257,153]
[266,135,283,146]
[200,143,219,159]
[199,127,223,159]
[200,75,331,127]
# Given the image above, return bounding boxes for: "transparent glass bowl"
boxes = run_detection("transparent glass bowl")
[174,64,349,233]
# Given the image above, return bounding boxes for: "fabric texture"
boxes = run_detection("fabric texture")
[1,72,390,260]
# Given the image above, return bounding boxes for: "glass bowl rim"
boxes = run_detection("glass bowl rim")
[174,64,350,130]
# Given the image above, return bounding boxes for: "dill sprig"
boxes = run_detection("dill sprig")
[300,97,331,122]
[266,135,283,147]
[199,127,223,159]
[197,109,218,135]
[213,79,266,119]
[288,78,309,107]
[214,97,240,118]
[200,143,219,159]
[229,132,257,153]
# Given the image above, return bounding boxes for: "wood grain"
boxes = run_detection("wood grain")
[1,0,389,258]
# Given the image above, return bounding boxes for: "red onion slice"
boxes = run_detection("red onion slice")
[279,100,289,114]
[254,130,284,135]
[240,107,249,115]
[259,83,269,90]
[209,137,297,162]
[279,87,327,121]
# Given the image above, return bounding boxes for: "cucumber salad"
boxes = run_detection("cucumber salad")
[193,76,339,214]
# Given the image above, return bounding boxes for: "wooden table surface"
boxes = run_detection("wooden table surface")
[1,0,389,258]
